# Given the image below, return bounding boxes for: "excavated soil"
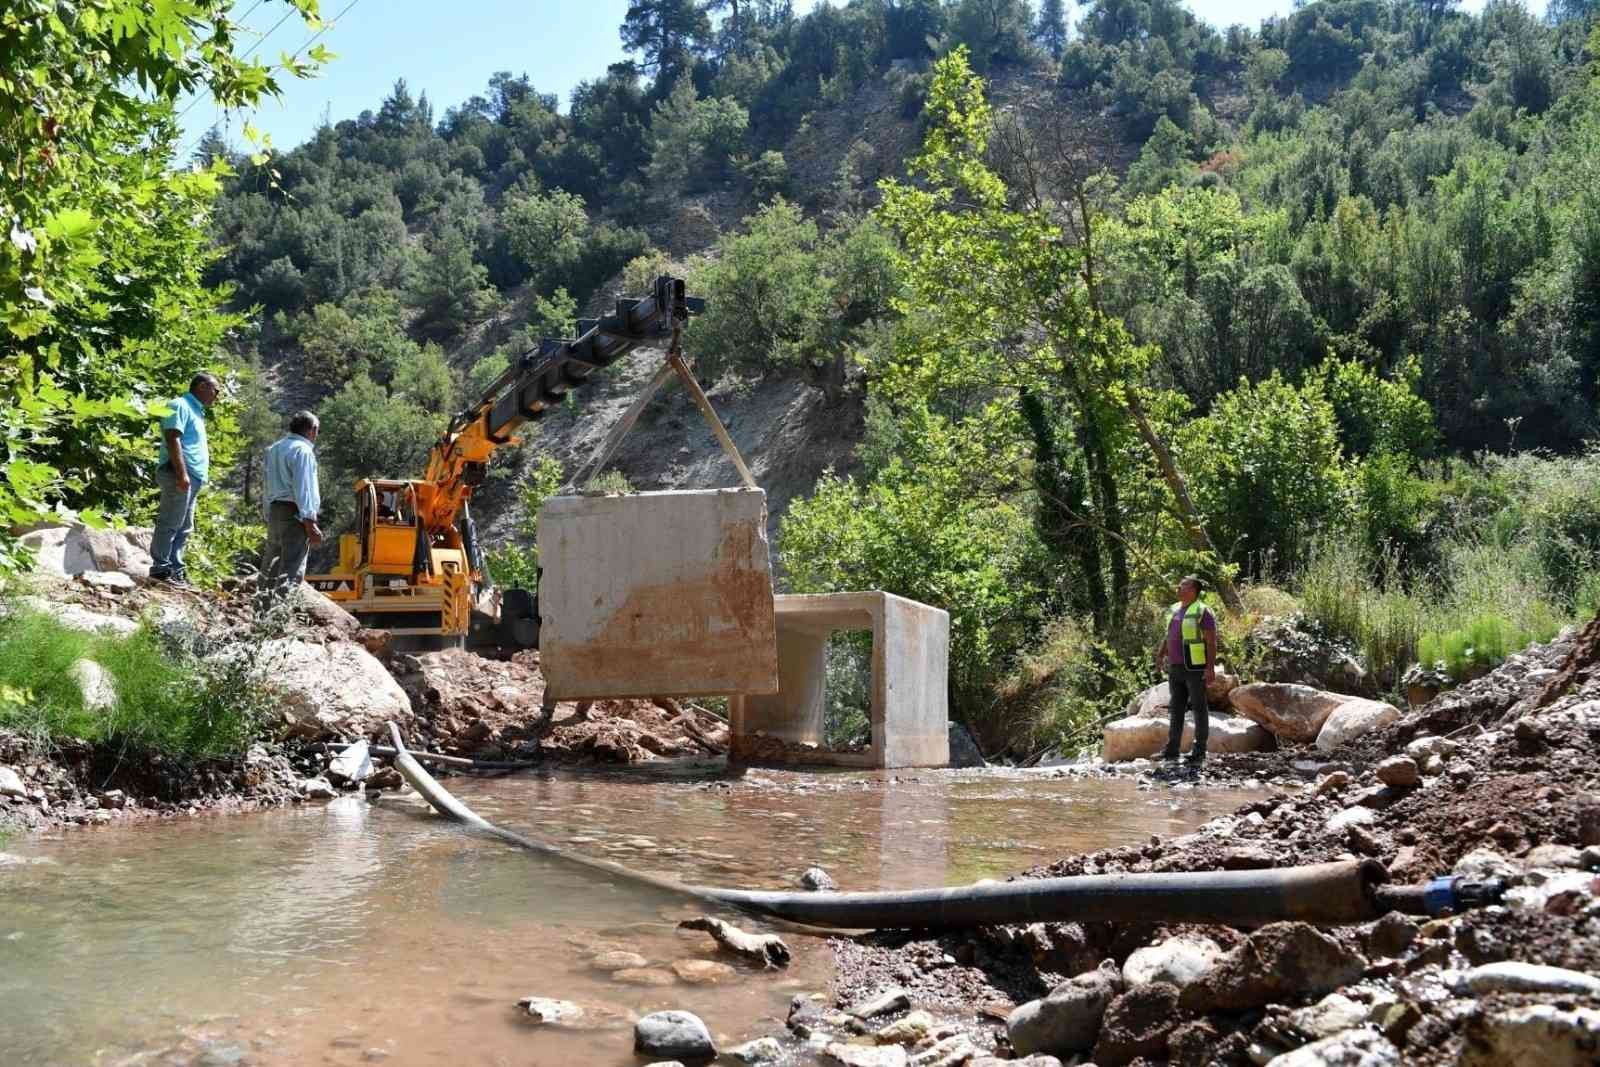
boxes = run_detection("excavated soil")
[393,647,727,764]
[820,619,1600,1065]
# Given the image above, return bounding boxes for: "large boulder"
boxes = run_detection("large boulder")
[64,524,153,577]
[292,585,361,640]
[18,523,154,579]
[1123,668,1239,720]
[1103,716,1189,762]
[1101,712,1270,762]
[256,638,412,740]
[1209,716,1275,754]
[1247,615,1374,694]
[1228,683,1347,743]
[1314,697,1402,752]
[7,596,138,638]
[948,722,987,768]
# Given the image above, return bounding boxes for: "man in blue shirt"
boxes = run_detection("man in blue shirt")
[259,411,325,603]
[149,373,220,587]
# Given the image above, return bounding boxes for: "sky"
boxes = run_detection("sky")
[178,0,1546,157]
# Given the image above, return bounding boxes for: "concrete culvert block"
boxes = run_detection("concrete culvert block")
[538,489,779,701]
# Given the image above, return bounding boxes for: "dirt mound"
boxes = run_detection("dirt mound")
[392,648,727,764]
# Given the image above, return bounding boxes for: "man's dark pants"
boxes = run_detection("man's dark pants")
[260,501,310,601]
[1164,663,1210,757]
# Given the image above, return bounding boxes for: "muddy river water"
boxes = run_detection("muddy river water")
[1,764,1265,1066]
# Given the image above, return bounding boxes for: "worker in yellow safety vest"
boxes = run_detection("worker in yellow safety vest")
[1153,574,1218,766]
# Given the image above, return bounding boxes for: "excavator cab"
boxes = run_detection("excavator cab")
[308,478,472,647]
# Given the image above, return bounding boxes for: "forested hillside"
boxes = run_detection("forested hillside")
[5,0,1599,753]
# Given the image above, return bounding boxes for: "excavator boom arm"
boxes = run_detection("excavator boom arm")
[417,276,701,538]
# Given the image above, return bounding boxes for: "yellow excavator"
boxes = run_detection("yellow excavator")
[306,276,703,651]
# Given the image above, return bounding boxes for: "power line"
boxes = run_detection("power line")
[173,0,306,129]
[177,0,363,161]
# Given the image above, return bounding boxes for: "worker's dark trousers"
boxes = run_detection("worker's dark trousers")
[260,501,310,602]
[1164,664,1210,757]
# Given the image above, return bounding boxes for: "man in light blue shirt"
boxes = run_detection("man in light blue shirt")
[259,411,325,603]
[149,373,220,587]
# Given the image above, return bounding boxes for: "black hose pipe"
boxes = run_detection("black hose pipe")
[383,724,1497,930]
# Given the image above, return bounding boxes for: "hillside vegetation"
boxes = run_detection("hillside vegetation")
[4,0,1599,753]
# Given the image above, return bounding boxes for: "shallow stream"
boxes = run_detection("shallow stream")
[1,765,1263,1066]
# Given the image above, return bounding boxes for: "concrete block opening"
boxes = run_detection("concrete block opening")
[729,592,951,769]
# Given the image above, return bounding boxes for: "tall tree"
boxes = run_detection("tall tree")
[1033,0,1070,59]
[876,49,1243,616]
[620,0,712,79]
[0,0,325,566]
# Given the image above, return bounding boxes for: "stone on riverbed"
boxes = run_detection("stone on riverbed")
[1375,756,1420,789]
[590,950,649,971]
[1263,1028,1401,1066]
[613,966,677,986]
[0,764,26,798]
[800,865,838,891]
[1460,961,1600,998]
[1007,960,1122,1056]
[1121,936,1222,991]
[846,988,911,1020]
[515,997,584,1025]
[1178,923,1365,1012]
[671,958,735,984]
[1462,1004,1600,1067]
[726,1036,784,1064]
[634,1010,717,1061]
[823,1044,908,1067]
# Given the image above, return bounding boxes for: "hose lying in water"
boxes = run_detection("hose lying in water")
[385,724,1499,930]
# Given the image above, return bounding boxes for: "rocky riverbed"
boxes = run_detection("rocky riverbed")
[791,616,1600,1066]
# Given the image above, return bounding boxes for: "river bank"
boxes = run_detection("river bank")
[802,617,1600,1065]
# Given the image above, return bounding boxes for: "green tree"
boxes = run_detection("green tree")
[949,0,1034,72]
[620,0,711,78]
[1178,373,1348,574]
[1033,0,1070,59]
[645,78,750,188]
[0,0,325,566]
[1123,115,1192,197]
[291,290,416,388]
[408,227,497,339]
[502,188,590,293]
[484,455,565,589]
[876,49,1243,613]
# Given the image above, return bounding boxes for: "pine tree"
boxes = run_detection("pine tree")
[620,0,712,78]
[1033,0,1069,59]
